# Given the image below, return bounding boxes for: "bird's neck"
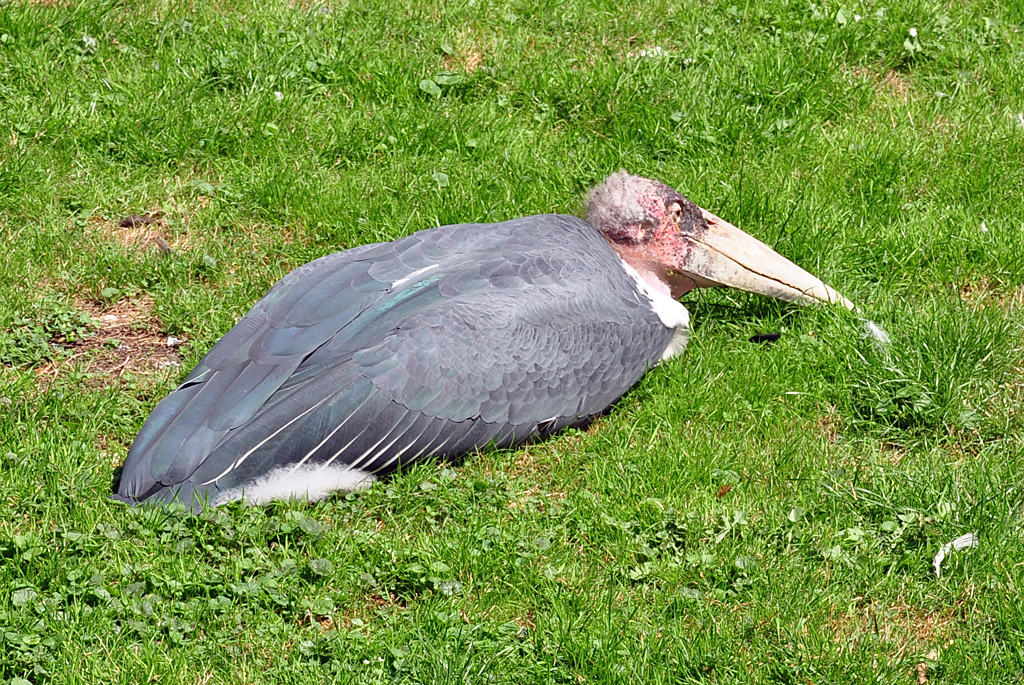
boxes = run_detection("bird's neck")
[607,242,679,299]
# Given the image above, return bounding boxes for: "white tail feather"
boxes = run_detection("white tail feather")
[214,464,375,506]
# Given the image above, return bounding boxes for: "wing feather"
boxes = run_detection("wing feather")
[147,363,245,483]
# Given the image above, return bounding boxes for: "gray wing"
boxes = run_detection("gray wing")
[115,215,674,509]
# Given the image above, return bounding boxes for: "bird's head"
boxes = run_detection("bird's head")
[587,172,854,308]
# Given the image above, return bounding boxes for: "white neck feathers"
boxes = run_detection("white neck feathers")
[616,259,691,360]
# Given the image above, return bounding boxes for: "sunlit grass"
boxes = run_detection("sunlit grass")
[1,0,1023,682]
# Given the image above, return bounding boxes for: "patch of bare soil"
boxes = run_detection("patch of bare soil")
[847,66,913,102]
[814,406,842,443]
[957,278,1024,314]
[828,599,961,661]
[36,297,183,386]
[91,212,168,253]
[440,31,488,73]
[88,192,211,254]
[880,69,912,100]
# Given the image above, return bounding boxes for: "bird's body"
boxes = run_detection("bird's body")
[116,173,851,510]
[117,214,688,508]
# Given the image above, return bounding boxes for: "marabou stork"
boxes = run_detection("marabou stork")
[115,173,852,510]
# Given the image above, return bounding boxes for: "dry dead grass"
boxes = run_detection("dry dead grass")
[957,277,1024,314]
[881,70,912,101]
[234,222,296,252]
[87,192,211,253]
[90,213,167,253]
[440,30,488,73]
[828,599,962,660]
[847,66,914,102]
[814,406,843,443]
[512,609,536,631]
[925,113,956,135]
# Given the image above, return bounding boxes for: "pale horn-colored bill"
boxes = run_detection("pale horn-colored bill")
[680,208,856,310]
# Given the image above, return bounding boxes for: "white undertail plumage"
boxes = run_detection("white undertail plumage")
[214,464,375,506]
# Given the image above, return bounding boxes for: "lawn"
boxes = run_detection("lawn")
[1,0,1023,682]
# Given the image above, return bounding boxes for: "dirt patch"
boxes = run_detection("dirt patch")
[828,599,961,658]
[234,222,296,254]
[35,297,182,386]
[958,275,998,300]
[90,212,168,253]
[512,609,535,631]
[881,70,912,100]
[463,50,485,73]
[847,66,913,102]
[440,31,488,73]
[958,278,1024,314]
[510,444,553,479]
[296,608,335,632]
[814,406,843,443]
[88,186,212,254]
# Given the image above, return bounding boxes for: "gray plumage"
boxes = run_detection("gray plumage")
[115,214,675,509]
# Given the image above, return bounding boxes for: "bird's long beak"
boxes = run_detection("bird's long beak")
[672,208,855,310]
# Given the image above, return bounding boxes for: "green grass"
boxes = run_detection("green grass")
[2,0,1024,682]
